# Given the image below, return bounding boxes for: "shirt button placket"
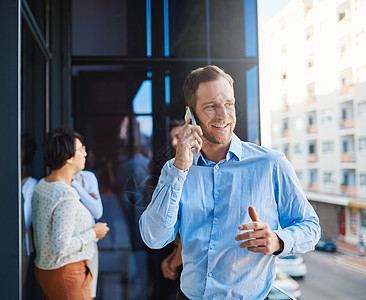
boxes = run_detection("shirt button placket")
[206,163,220,295]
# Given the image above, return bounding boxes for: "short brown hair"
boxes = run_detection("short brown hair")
[183,65,234,109]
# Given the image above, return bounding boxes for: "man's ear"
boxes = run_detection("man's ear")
[65,157,74,165]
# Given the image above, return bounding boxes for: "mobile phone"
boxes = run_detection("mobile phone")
[184,107,197,126]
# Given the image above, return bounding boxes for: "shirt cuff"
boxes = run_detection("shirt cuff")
[79,228,97,245]
[165,163,188,190]
[273,229,293,257]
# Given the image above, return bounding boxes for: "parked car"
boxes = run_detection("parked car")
[269,269,301,300]
[277,255,307,279]
[315,235,337,252]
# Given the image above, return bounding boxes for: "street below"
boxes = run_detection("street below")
[298,250,366,299]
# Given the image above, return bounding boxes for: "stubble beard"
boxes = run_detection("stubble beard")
[197,116,236,145]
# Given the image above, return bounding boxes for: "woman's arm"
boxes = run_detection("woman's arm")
[71,172,103,219]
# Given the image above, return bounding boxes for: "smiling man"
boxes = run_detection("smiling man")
[139,65,320,300]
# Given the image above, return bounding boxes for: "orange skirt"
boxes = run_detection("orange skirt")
[35,260,92,300]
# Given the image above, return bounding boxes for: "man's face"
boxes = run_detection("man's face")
[170,126,181,151]
[194,77,236,146]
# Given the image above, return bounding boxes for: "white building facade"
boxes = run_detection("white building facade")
[262,0,366,244]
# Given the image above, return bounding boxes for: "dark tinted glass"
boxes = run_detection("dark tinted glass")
[72,0,146,56]
[169,0,207,57]
[24,0,46,37]
[210,0,245,58]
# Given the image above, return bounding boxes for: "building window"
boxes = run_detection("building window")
[294,117,304,130]
[337,1,350,22]
[280,17,286,31]
[323,172,336,185]
[282,71,287,81]
[359,137,366,152]
[296,171,303,181]
[308,115,314,126]
[358,101,366,117]
[360,173,366,187]
[338,11,346,21]
[306,82,315,104]
[309,143,316,154]
[282,94,288,108]
[272,122,280,135]
[307,55,314,69]
[309,169,318,184]
[281,44,287,56]
[321,108,334,124]
[305,26,314,40]
[322,141,334,153]
[294,143,303,154]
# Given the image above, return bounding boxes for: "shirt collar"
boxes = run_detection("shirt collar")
[193,133,242,165]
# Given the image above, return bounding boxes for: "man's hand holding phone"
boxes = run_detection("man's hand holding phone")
[173,107,203,171]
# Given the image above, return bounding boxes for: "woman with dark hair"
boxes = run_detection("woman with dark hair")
[32,126,110,300]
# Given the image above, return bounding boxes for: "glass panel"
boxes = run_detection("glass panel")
[25,0,46,38]
[163,0,170,56]
[21,16,47,296]
[72,65,154,299]
[133,80,152,114]
[21,22,46,179]
[72,0,147,56]
[244,0,258,57]
[210,0,245,58]
[165,75,171,105]
[246,65,260,143]
[146,0,152,57]
[169,0,207,57]
[135,116,153,156]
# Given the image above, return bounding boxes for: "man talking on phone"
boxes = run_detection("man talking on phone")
[139,65,320,300]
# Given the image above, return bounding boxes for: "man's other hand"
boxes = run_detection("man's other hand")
[235,206,284,255]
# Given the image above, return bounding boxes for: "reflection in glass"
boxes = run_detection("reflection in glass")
[133,80,152,114]
[169,0,207,57]
[164,0,170,57]
[246,65,260,144]
[146,0,152,57]
[210,0,245,58]
[244,0,257,57]
[165,75,171,104]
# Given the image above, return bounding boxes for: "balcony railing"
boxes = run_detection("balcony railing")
[307,153,317,162]
[306,96,315,105]
[339,118,354,129]
[282,129,290,137]
[309,183,319,192]
[339,84,354,96]
[340,185,357,197]
[341,152,355,162]
[307,125,318,134]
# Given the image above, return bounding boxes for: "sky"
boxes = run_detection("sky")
[257,0,291,27]
[257,0,292,147]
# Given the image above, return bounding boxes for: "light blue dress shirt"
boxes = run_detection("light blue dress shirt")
[140,133,320,300]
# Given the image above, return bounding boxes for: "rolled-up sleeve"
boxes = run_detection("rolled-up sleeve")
[139,160,187,249]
